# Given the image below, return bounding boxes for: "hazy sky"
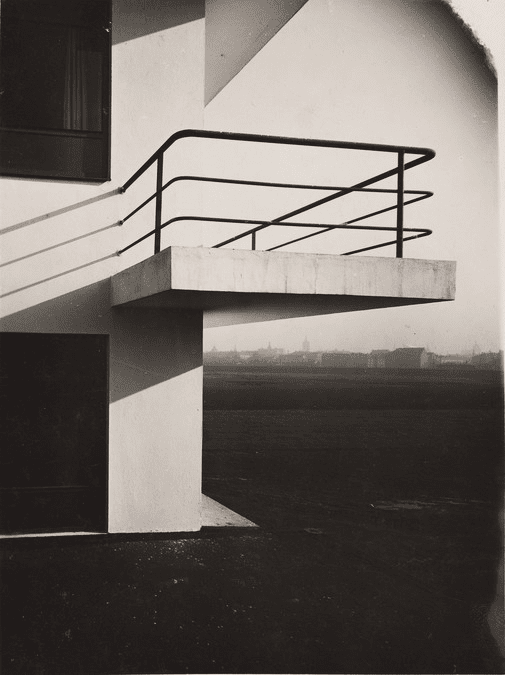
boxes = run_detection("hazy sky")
[197,0,503,355]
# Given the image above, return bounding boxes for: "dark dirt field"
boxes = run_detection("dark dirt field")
[203,366,504,672]
[1,367,503,674]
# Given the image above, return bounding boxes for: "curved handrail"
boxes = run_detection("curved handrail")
[121,128,435,191]
[118,128,435,258]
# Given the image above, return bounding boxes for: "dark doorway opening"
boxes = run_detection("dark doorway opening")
[0,333,108,534]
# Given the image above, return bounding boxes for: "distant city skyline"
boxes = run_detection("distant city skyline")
[202,302,503,354]
[204,341,503,370]
[203,332,496,357]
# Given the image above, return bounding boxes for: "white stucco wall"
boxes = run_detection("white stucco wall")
[0,1,206,532]
[202,0,498,354]
[205,0,308,103]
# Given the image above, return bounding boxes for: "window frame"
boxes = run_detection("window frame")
[0,0,112,183]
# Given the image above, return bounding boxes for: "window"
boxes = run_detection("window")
[0,0,111,181]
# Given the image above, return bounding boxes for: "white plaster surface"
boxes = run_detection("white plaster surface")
[111,246,456,306]
[203,0,495,354]
[205,0,308,103]
[107,311,204,533]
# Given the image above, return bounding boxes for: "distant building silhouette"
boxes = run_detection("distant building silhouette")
[470,351,503,370]
[203,345,500,370]
[385,347,432,369]
[249,343,284,364]
[368,349,390,368]
[438,353,470,367]
[321,352,368,368]
[280,351,321,366]
[204,349,243,365]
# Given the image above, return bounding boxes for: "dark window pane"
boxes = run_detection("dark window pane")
[64,27,104,132]
[1,17,106,132]
[1,0,110,28]
[0,333,108,534]
[1,20,68,130]
[0,0,110,180]
[0,129,106,180]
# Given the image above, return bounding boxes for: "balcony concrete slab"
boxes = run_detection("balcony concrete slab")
[111,247,456,327]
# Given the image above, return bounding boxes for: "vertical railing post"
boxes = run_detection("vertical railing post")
[251,231,256,250]
[396,150,405,258]
[154,153,164,254]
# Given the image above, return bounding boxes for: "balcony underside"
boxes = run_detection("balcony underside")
[111,247,456,328]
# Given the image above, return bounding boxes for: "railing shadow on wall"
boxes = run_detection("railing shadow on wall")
[0,189,121,298]
[0,189,122,237]
[0,255,118,299]
[0,225,118,270]
[116,129,435,260]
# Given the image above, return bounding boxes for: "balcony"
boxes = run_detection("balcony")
[111,129,455,325]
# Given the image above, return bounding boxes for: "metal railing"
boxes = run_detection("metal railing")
[117,129,435,258]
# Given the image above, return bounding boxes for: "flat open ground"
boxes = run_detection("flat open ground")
[0,367,503,674]
[203,366,504,672]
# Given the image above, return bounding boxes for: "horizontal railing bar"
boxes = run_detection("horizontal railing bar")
[261,151,433,254]
[120,172,431,227]
[264,154,431,225]
[340,231,431,256]
[268,227,431,253]
[119,183,432,256]
[212,158,432,248]
[173,176,430,194]
[265,193,431,251]
[163,215,429,233]
[118,189,432,256]
[121,128,435,192]
[117,209,431,255]
[118,218,273,254]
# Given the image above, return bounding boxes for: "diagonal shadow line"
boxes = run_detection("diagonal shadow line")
[0,255,117,298]
[112,0,204,46]
[0,189,122,236]
[0,224,120,268]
